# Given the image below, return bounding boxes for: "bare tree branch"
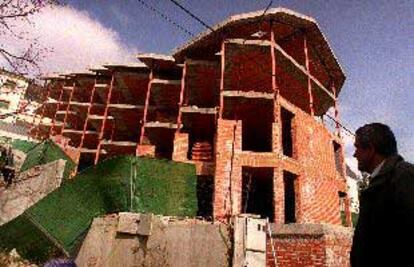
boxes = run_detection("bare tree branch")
[0,0,58,75]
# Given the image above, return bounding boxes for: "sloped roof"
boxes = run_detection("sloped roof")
[173,7,345,91]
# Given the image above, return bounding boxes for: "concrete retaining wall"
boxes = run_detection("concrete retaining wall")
[75,213,231,267]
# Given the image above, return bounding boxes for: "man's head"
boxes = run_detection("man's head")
[353,123,397,173]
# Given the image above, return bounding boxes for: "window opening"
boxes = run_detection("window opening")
[281,107,294,157]
[284,171,297,223]
[242,167,274,221]
[339,191,347,226]
[239,101,273,152]
[333,141,343,173]
[196,175,214,218]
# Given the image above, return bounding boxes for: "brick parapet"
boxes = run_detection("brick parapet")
[266,223,353,267]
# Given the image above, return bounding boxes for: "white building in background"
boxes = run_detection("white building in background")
[346,164,360,213]
[0,68,40,141]
[0,68,30,124]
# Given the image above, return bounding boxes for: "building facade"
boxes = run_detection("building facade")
[31,8,353,266]
[0,69,30,123]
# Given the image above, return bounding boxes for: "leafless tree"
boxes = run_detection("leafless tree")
[0,0,57,75]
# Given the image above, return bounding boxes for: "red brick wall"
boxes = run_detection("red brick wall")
[325,231,353,267]
[273,166,285,224]
[278,34,306,67]
[267,235,326,267]
[213,97,347,225]
[213,119,241,220]
[266,224,352,267]
[224,42,272,93]
[285,98,345,225]
[212,97,348,225]
[185,61,220,107]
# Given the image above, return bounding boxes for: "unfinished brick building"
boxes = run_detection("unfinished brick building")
[31,8,352,266]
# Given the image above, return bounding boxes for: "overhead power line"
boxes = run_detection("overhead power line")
[262,0,273,16]
[168,0,215,32]
[325,113,355,136]
[168,0,273,33]
[136,0,195,37]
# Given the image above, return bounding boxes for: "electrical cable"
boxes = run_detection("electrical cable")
[136,0,195,37]
[168,0,215,32]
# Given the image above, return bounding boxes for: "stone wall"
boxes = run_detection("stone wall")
[0,159,65,225]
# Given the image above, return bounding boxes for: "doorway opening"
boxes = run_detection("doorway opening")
[241,167,274,221]
[284,171,298,223]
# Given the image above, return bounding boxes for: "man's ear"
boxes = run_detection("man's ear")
[367,143,376,157]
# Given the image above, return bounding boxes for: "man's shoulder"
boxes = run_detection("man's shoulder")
[393,159,414,179]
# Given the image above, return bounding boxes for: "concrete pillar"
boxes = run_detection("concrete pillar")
[233,214,267,267]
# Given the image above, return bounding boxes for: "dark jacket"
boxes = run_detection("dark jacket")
[351,155,414,267]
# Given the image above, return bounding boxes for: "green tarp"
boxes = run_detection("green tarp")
[18,139,76,180]
[0,156,197,263]
[11,139,38,153]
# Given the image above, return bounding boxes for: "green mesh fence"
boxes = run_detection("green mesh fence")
[132,157,198,215]
[19,139,76,180]
[0,215,62,262]
[11,140,38,153]
[0,156,197,263]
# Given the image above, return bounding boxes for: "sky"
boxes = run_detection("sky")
[1,0,413,173]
